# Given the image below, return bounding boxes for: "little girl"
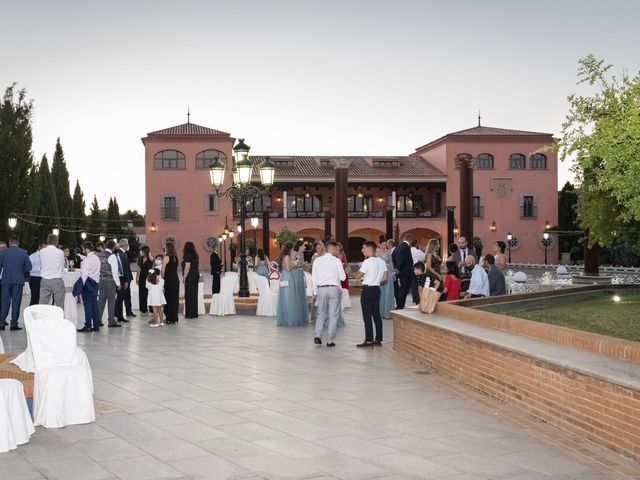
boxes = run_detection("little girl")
[146,268,166,327]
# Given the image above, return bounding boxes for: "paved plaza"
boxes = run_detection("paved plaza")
[0,298,635,480]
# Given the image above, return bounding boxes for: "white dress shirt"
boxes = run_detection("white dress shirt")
[467,265,490,297]
[359,257,387,286]
[81,251,101,283]
[311,253,346,295]
[29,251,42,277]
[105,249,121,286]
[411,246,425,264]
[39,245,65,280]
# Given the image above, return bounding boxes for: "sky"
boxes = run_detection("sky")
[2,0,640,214]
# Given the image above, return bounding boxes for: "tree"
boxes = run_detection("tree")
[87,195,103,241]
[275,227,299,246]
[557,182,581,255]
[559,55,640,248]
[28,155,60,245]
[50,138,73,244]
[70,180,87,245]
[122,209,145,227]
[106,197,122,238]
[0,84,34,241]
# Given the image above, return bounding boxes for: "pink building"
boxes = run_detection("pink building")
[142,121,557,264]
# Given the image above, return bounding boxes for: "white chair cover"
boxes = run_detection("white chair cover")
[130,281,140,310]
[255,276,277,317]
[0,379,35,453]
[233,271,259,294]
[0,335,4,354]
[341,288,351,310]
[24,308,95,428]
[209,273,237,316]
[198,281,206,315]
[304,271,313,298]
[11,305,64,373]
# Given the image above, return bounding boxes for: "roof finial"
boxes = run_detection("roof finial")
[478,110,481,127]
[187,106,190,124]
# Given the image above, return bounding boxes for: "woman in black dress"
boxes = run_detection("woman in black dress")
[182,241,200,318]
[161,242,180,324]
[136,246,153,315]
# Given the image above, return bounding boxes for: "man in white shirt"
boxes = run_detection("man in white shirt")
[39,234,66,309]
[77,241,101,332]
[461,256,490,298]
[311,241,346,347]
[353,241,388,347]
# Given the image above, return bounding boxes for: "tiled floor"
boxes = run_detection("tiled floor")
[0,298,637,479]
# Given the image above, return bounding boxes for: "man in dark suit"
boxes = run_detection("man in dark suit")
[210,243,222,294]
[393,234,414,309]
[0,235,32,330]
[452,236,476,277]
[484,254,506,296]
[115,238,135,322]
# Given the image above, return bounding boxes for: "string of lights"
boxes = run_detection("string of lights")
[8,212,136,238]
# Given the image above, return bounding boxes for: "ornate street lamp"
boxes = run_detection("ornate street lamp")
[542,231,551,265]
[8,216,17,230]
[81,232,87,241]
[209,138,275,297]
[506,232,513,264]
[99,234,106,242]
[52,227,60,237]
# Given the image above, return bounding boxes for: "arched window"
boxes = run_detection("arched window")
[154,150,186,169]
[476,153,494,169]
[530,153,547,169]
[509,153,526,169]
[196,149,227,169]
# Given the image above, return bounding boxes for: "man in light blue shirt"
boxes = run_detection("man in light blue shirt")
[461,256,490,298]
[29,242,45,306]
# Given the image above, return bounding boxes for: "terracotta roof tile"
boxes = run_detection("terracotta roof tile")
[147,122,230,136]
[249,156,444,179]
[446,125,551,136]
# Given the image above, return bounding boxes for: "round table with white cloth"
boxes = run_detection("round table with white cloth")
[62,270,81,327]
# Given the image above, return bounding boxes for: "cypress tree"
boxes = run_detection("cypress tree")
[29,155,60,244]
[71,180,86,245]
[107,197,122,238]
[0,84,35,240]
[50,138,73,244]
[88,195,103,242]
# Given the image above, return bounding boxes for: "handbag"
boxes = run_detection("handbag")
[267,261,280,280]
[419,287,441,314]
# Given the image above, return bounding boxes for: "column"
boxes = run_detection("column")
[385,207,393,240]
[446,206,455,250]
[455,155,475,241]
[391,191,397,219]
[332,158,352,250]
[282,191,288,219]
[262,208,270,258]
[324,208,332,240]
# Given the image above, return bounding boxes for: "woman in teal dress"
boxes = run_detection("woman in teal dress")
[254,249,270,278]
[277,242,309,326]
[378,237,396,319]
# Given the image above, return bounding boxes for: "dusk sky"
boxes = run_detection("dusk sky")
[3,0,640,213]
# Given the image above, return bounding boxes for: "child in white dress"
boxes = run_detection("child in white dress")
[146,268,166,327]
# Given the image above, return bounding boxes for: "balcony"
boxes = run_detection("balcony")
[396,210,444,218]
[348,211,384,218]
[161,207,180,220]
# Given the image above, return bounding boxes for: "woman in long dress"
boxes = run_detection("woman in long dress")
[254,248,270,277]
[492,241,508,271]
[162,242,180,324]
[425,238,443,295]
[276,241,309,327]
[182,241,200,319]
[377,238,395,319]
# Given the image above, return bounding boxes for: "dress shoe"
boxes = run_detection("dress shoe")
[326,342,336,347]
[91,327,100,332]
[77,326,92,333]
[356,341,375,348]
[118,318,129,323]
[126,312,136,317]
[108,324,122,328]
[0,326,5,331]
[10,326,22,331]
[314,337,322,345]
[98,322,104,327]
[374,340,382,346]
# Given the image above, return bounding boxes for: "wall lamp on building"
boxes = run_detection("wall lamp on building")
[304,186,311,198]
[453,224,460,237]
[209,139,275,298]
[490,221,497,232]
[150,222,157,233]
[544,220,551,230]
[356,187,363,198]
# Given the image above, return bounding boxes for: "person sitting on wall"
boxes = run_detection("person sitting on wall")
[484,254,506,296]
[460,256,489,299]
[413,261,428,298]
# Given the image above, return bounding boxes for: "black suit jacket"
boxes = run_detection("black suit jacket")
[452,247,476,267]
[0,245,32,285]
[395,242,414,278]
[116,249,133,282]
[210,251,222,274]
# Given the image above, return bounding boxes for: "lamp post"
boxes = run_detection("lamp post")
[506,232,513,264]
[251,215,259,249]
[81,232,87,241]
[542,232,551,265]
[52,227,60,237]
[8,216,17,231]
[210,139,275,297]
[221,233,228,272]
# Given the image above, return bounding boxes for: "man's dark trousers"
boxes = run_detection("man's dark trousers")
[360,285,383,342]
[396,275,412,309]
[115,277,130,319]
[1,283,24,328]
[81,278,100,330]
[29,275,41,306]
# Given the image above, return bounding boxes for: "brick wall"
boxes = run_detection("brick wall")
[393,316,640,463]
